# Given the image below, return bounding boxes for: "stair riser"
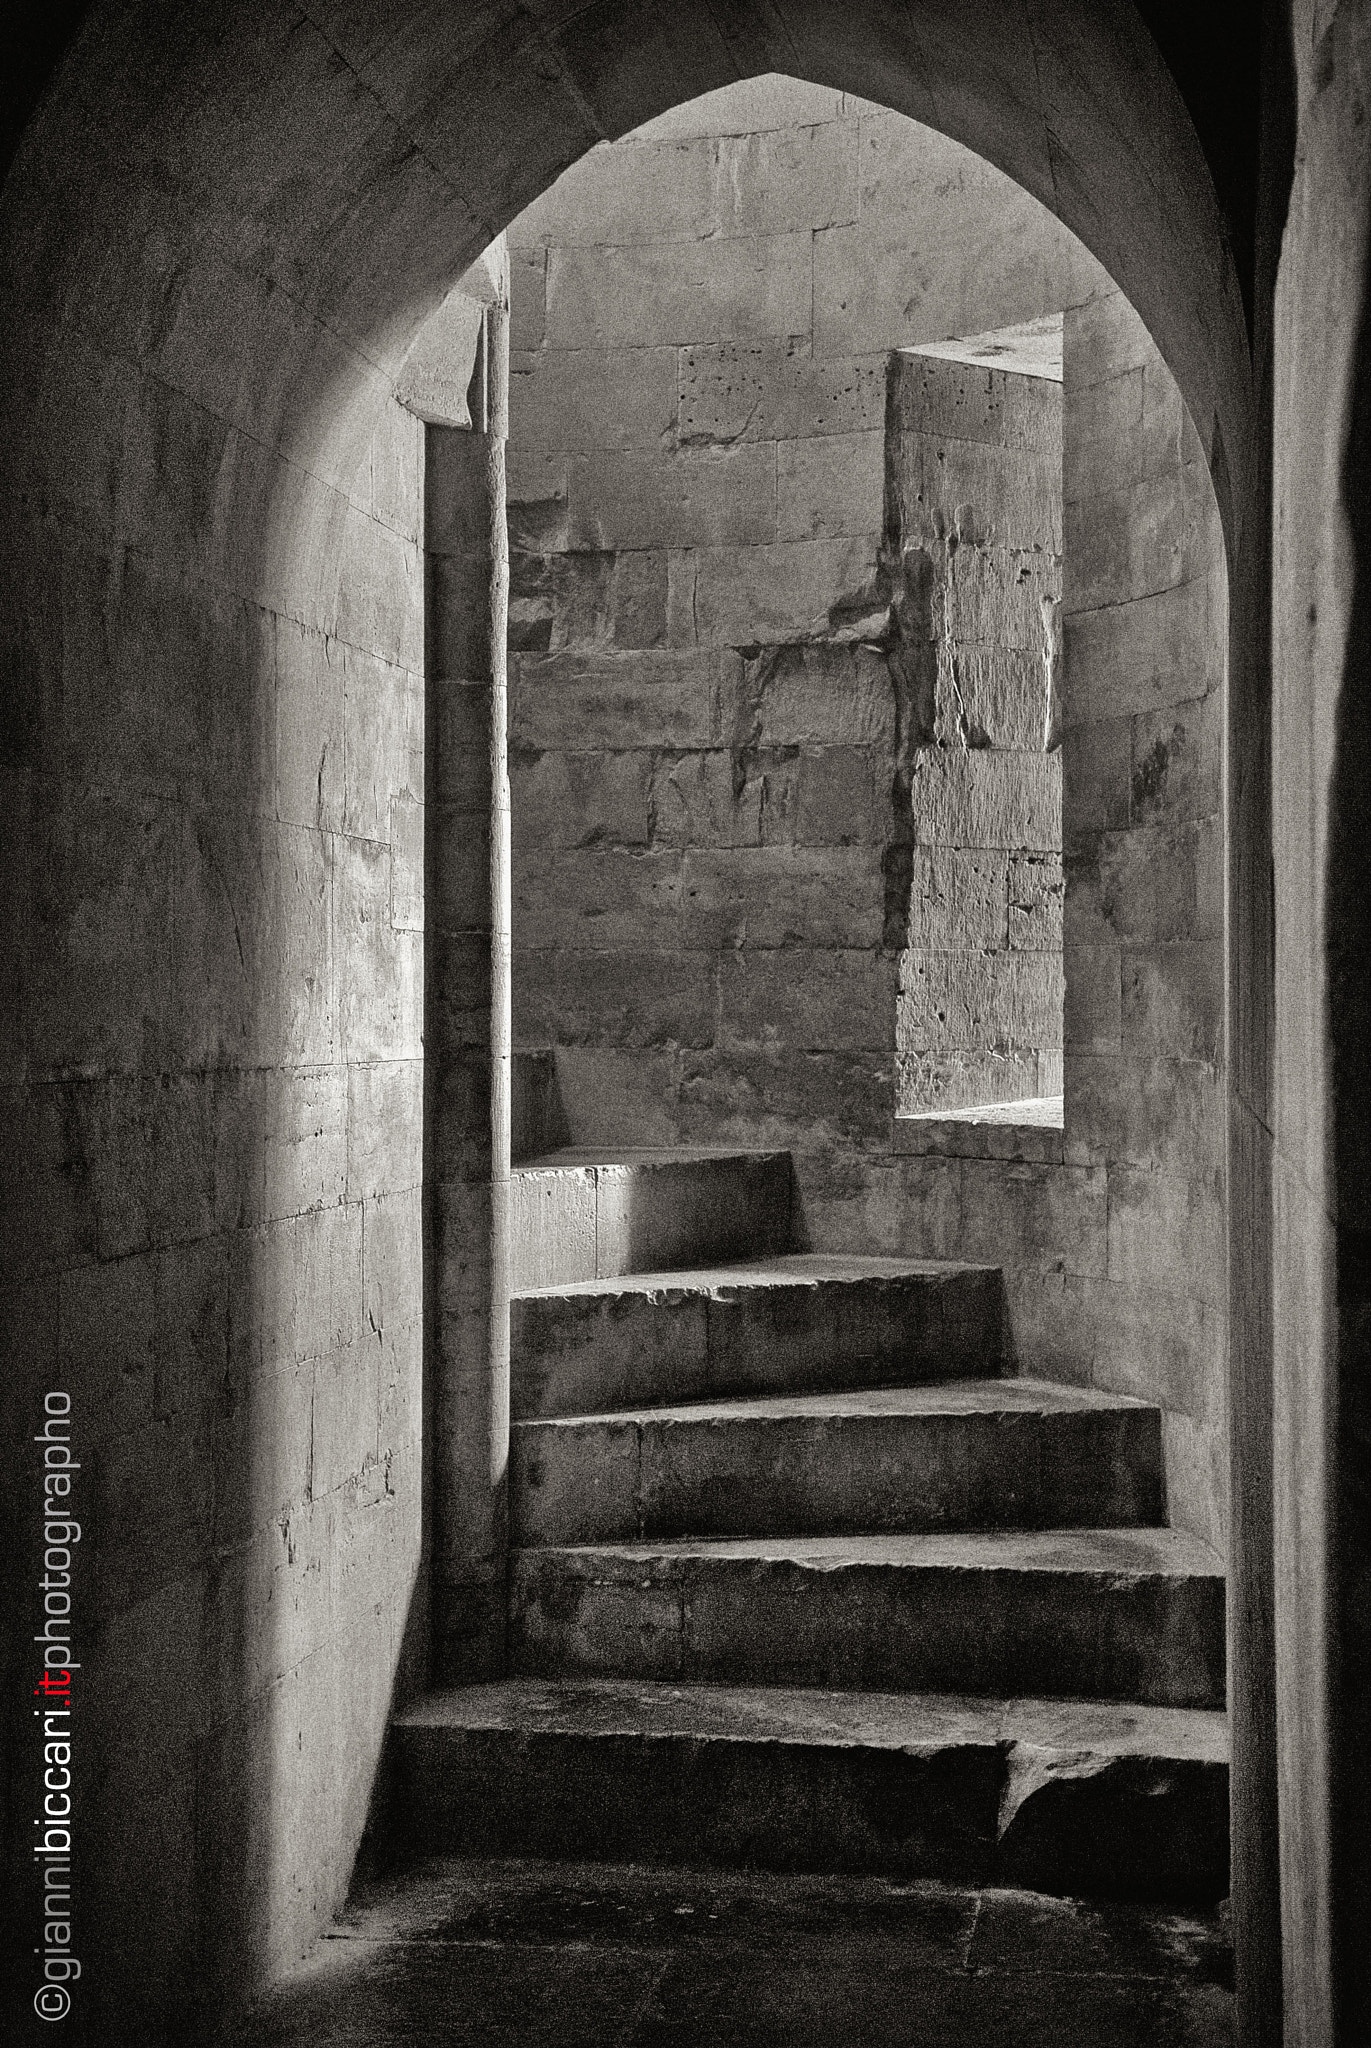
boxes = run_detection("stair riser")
[510,1154,793,1291]
[512,1268,1007,1420]
[512,1407,1164,1545]
[510,1553,1225,1708]
[389,1725,1229,1903]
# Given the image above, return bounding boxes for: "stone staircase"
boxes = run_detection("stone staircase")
[393,1148,1229,1902]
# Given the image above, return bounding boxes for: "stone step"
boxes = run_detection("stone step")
[510,1146,792,1290]
[390,1678,1230,1903]
[511,1254,1007,1420]
[512,1378,1164,1546]
[510,1526,1225,1708]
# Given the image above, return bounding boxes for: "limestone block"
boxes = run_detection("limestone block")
[796,1151,963,1260]
[677,1046,893,1148]
[430,423,500,552]
[509,548,608,653]
[898,950,1064,1051]
[1130,694,1222,827]
[511,345,677,453]
[892,436,1062,547]
[312,1341,380,1497]
[390,791,423,932]
[1064,1052,1224,1179]
[908,749,1061,852]
[730,640,896,749]
[257,1203,364,1373]
[691,536,882,647]
[607,550,670,649]
[343,644,413,844]
[550,1046,684,1145]
[513,137,718,248]
[795,745,892,848]
[510,1166,597,1289]
[513,949,715,1050]
[776,430,883,540]
[513,847,683,952]
[566,444,776,551]
[679,341,887,446]
[369,396,424,536]
[714,120,859,236]
[717,947,895,1054]
[679,845,884,948]
[434,676,494,796]
[1009,854,1064,950]
[1106,1165,1226,1309]
[1064,290,1155,388]
[633,77,846,141]
[815,143,1099,359]
[394,291,484,431]
[1063,368,1145,497]
[1088,1276,1226,1429]
[346,1058,423,1205]
[1063,571,1225,724]
[177,813,334,1071]
[430,549,491,683]
[512,649,721,751]
[1061,719,1129,836]
[431,931,492,1054]
[1065,472,1187,613]
[510,247,546,352]
[336,833,421,1062]
[276,622,344,833]
[896,1048,1044,1116]
[887,353,1064,453]
[943,546,1053,655]
[512,748,651,849]
[1063,944,1122,1055]
[1067,822,1219,947]
[648,750,764,849]
[1120,942,1223,1062]
[545,235,812,349]
[906,846,1011,950]
[506,452,569,554]
[330,505,421,673]
[262,1065,347,1222]
[959,1159,1107,1279]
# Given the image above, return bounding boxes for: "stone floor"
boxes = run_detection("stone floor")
[232,1857,1234,2047]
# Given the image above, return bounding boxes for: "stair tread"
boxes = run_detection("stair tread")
[516,1525,1222,1577]
[515,1145,789,1173]
[395,1676,1228,1762]
[514,1375,1157,1429]
[513,1251,999,1301]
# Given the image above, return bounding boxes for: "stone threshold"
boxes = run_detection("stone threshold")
[892,1095,1065,1163]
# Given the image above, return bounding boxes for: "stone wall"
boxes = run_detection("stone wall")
[505,79,1096,1162]
[2,311,428,2029]
[1056,287,1228,1549]
[889,354,1064,1113]
[503,83,1228,1558]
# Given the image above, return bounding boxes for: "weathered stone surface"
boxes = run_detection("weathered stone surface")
[908,749,1061,852]
[512,1379,1163,1546]
[512,748,651,850]
[680,342,888,445]
[511,1255,1007,1419]
[512,649,721,750]
[546,235,813,349]
[716,948,895,1054]
[777,430,883,539]
[513,950,715,1052]
[511,1526,1225,1706]
[510,345,677,453]
[390,1683,1229,1900]
[566,443,777,551]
